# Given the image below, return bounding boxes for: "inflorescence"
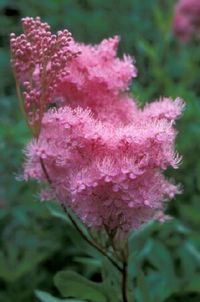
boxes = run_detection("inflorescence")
[11,17,184,233]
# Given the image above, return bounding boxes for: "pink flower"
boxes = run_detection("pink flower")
[55,36,137,124]
[24,102,183,231]
[11,18,184,232]
[173,0,200,42]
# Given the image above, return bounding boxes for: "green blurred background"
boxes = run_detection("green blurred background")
[1,0,200,301]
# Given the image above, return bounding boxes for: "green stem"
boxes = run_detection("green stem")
[122,260,128,302]
[13,71,35,136]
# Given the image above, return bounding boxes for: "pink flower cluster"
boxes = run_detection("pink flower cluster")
[173,0,200,42]
[56,36,137,123]
[11,18,184,232]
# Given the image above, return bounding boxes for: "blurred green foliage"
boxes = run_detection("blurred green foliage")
[0,0,200,301]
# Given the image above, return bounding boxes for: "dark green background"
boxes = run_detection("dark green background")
[0,0,200,301]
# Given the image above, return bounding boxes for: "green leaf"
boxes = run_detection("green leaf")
[100,258,121,301]
[185,275,200,293]
[136,268,152,302]
[128,220,158,256]
[196,162,200,191]
[54,270,107,302]
[35,290,84,302]
[74,257,101,278]
[144,240,178,301]
[147,240,174,272]
[184,241,200,263]
[46,202,70,223]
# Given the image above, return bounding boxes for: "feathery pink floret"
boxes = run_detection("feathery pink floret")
[173,0,200,42]
[142,97,185,122]
[24,104,183,231]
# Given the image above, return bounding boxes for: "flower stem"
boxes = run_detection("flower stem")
[122,260,128,302]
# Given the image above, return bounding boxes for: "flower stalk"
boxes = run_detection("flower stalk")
[122,260,128,302]
[10,17,184,302]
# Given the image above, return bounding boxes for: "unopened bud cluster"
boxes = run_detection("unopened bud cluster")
[10,17,79,134]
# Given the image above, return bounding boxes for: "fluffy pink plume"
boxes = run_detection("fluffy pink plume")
[55,36,137,123]
[24,106,182,231]
[11,17,184,232]
[173,0,200,42]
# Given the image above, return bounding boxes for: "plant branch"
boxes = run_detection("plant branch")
[61,203,122,272]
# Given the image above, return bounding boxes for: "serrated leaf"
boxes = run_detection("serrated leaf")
[54,270,107,302]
